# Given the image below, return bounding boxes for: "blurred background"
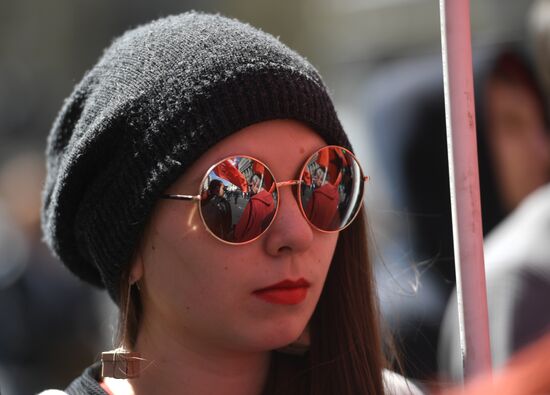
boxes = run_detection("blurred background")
[1,0,549,393]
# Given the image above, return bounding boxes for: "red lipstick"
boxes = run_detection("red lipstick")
[253,278,310,305]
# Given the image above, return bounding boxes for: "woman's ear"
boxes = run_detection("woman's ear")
[129,250,144,285]
[129,224,153,285]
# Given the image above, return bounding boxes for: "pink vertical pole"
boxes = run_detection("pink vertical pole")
[439,0,492,380]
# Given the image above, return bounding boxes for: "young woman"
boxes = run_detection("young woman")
[40,12,422,395]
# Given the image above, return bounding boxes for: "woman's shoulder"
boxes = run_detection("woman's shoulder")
[382,369,425,395]
[40,365,421,395]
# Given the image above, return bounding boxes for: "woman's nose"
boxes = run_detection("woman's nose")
[263,185,313,256]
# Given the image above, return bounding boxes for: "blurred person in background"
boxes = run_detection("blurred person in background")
[363,32,549,383]
[438,0,550,383]
[0,151,107,395]
[438,182,550,386]
[201,179,233,240]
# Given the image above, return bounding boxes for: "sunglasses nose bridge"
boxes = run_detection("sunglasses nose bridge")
[275,180,302,188]
[273,179,312,229]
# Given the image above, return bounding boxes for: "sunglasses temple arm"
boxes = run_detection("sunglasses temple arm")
[162,194,201,202]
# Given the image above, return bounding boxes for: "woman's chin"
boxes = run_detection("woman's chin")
[243,324,308,352]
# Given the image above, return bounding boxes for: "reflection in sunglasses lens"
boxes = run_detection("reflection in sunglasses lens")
[198,148,364,243]
[300,147,364,231]
[199,157,278,243]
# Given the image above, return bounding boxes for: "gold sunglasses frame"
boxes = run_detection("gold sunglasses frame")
[162,145,369,245]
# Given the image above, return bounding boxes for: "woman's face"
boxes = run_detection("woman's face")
[133,120,339,354]
[486,77,550,210]
[250,174,262,194]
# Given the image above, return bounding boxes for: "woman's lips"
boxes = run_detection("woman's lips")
[253,278,310,305]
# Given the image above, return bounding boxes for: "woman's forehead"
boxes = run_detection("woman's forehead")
[186,120,327,180]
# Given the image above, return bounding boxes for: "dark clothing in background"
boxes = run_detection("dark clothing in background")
[0,241,105,395]
[44,362,107,395]
[201,195,233,239]
[0,200,107,395]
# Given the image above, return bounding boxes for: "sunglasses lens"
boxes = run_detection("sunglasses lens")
[199,156,278,243]
[300,147,364,231]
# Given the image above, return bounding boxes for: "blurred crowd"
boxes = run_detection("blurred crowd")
[366,0,550,392]
[0,152,115,394]
[1,0,550,394]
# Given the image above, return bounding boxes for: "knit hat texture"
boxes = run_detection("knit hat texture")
[41,12,351,302]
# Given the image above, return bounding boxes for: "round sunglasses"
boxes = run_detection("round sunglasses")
[162,145,368,245]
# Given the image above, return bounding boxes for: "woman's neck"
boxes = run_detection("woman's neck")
[117,322,271,395]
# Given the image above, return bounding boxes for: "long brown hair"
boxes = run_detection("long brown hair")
[118,207,387,394]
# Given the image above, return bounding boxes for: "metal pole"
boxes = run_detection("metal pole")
[439,0,492,380]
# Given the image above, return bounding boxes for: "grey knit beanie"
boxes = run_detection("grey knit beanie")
[41,12,351,302]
